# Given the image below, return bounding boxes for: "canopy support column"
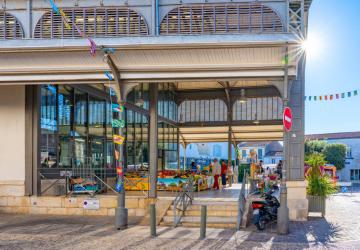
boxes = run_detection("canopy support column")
[278,44,290,235]
[105,53,128,230]
[177,127,180,171]
[149,83,158,198]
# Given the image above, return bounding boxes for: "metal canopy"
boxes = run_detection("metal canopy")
[179,124,283,144]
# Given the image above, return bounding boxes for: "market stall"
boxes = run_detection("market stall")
[124,170,214,192]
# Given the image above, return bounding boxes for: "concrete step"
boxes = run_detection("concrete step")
[170,204,238,212]
[166,209,238,217]
[162,216,237,224]
[160,221,236,229]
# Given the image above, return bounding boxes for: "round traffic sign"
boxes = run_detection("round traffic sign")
[283,107,293,132]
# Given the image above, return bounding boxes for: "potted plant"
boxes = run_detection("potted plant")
[305,153,337,216]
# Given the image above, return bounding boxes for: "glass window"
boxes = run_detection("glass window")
[350,169,360,181]
[40,85,58,168]
[58,86,73,168]
[258,149,263,160]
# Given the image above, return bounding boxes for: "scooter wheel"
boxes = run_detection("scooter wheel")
[255,220,266,231]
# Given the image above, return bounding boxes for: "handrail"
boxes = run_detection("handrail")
[173,176,194,227]
[237,169,249,230]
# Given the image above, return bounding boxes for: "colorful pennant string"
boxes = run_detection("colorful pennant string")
[48,0,96,56]
[305,90,359,102]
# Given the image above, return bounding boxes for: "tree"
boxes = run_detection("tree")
[323,143,347,171]
[305,140,327,160]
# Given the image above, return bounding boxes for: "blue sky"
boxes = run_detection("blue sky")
[305,0,360,134]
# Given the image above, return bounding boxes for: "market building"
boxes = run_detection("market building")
[306,132,360,183]
[0,0,312,226]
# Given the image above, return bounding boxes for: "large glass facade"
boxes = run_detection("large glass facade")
[40,83,180,186]
[125,83,178,172]
[40,85,114,181]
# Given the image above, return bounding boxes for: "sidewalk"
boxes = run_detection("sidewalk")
[0,192,359,249]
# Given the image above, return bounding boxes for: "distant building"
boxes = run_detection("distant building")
[237,141,283,164]
[306,132,360,182]
[264,141,284,165]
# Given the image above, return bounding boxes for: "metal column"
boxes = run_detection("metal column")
[105,54,128,230]
[149,84,158,198]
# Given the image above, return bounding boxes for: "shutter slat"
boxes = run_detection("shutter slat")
[34,7,148,39]
[160,3,284,35]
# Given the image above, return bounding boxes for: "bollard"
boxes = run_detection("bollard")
[150,203,156,237]
[200,205,207,239]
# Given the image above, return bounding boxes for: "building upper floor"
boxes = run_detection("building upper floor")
[0,0,311,42]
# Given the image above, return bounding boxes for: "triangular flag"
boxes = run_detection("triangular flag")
[304,96,307,101]
[341,93,345,98]
[330,95,333,100]
[281,55,289,65]
[309,96,312,101]
[348,92,351,97]
[325,95,328,101]
[336,94,339,99]
[354,90,358,96]
[319,96,322,101]
[314,96,317,101]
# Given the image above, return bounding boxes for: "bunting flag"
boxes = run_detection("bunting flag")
[112,119,126,128]
[48,0,96,56]
[112,103,124,113]
[104,71,114,81]
[113,134,125,145]
[305,90,359,102]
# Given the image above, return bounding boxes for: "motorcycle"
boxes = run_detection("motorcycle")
[252,186,280,230]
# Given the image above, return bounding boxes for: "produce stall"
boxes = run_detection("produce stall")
[124,170,214,192]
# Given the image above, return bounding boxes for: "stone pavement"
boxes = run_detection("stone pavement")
[0,192,360,250]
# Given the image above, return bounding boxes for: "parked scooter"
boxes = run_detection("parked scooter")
[252,186,280,230]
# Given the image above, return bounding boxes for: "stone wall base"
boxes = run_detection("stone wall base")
[0,195,147,217]
[287,180,308,221]
[0,181,25,197]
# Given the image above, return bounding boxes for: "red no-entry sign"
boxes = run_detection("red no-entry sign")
[283,107,293,132]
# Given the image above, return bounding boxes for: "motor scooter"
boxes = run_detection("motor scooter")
[252,186,280,230]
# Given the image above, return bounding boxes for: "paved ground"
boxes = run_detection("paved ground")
[1,192,360,250]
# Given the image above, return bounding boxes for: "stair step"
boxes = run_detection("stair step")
[170,204,238,212]
[166,210,238,217]
[162,216,237,224]
[159,221,236,229]
[181,222,236,229]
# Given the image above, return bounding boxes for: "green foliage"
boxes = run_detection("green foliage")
[323,143,347,171]
[305,141,347,171]
[305,153,337,197]
[307,174,337,197]
[305,140,327,160]
[305,153,326,177]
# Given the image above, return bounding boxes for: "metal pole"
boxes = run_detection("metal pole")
[149,84,158,198]
[277,44,289,235]
[183,143,187,171]
[150,203,157,237]
[200,205,207,239]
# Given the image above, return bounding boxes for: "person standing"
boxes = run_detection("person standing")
[221,160,228,189]
[233,164,239,183]
[212,158,221,190]
[276,160,283,179]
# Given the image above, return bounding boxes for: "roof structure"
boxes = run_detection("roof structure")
[305,132,360,141]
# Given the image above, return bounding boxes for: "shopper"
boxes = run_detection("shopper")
[276,160,283,179]
[191,161,197,172]
[221,160,227,189]
[233,164,239,183]
[227,163,234,187]
[212,158,221,190]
